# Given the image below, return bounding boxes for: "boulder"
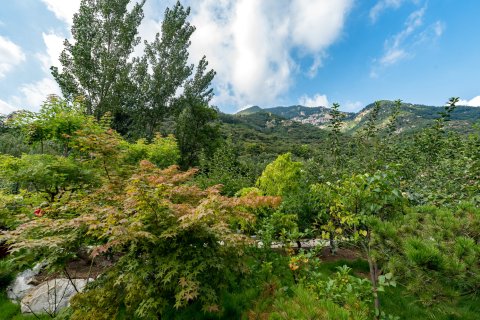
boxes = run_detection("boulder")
[20,278,89,314]
[7,263,44,301]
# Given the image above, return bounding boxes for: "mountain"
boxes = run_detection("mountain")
[238,105,354,127]
[237,106,263,115]
[219,110,330,162]
[235,101,480,134]
[345,101,480,134]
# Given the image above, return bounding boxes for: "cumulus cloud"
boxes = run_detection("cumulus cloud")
[4,32,66,113]
[5,1,75,113]
[458,96,480,107]
[18,77,61,110]
[37,32,65,72]
[0,77,61,113]
[0,35,26,79]
[185,0,353,109]
[0,99,16,115]
[38,0,353,110]
[299,94,329,108]
[343,101,363,112]
[41,0,80,26]
[2,28,63,113]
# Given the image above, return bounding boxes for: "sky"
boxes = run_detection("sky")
[0,0,479,115]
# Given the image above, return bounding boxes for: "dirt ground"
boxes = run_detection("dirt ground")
[33,255,114,284]
[318,246,363,263]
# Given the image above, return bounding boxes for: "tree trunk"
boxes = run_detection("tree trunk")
[329,233,337,255]
[364,243,380,319]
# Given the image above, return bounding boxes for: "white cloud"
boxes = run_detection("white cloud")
[19,78,61,109]
[299,94,329,107]
[6,77,61,112]
[185,0,353,109]
[380,6,425,66]
[37,0,353,110]
[0,99,16,115]
[343,101,363,112]
[458,96,480,107]
[433,21,445,37]
[41,0,80,26]
[370,0,404,23]
[307,55,324,78]
[37,32,65,72]
[2,32,65,114]
[372,6,444,76]
[290,0,351,52]
[0,35,26,79]
[380,48,407,66]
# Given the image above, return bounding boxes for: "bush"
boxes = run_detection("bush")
[121,134,180,168]
[0,259,15,290]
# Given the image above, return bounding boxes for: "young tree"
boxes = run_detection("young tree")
[311,170,404,318]
[362,101,382,140]
[10,95,88,155]
[256,153,313,241]
[358,101,382,171]
[196,138,253,196]
[328,102,346,172]
[256,153,304,197]
[0,153,97,203]
[385,99,402,137]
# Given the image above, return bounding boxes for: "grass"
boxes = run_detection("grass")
[0,292,52,320]
[0,258,52,320]
[317,258,370,278]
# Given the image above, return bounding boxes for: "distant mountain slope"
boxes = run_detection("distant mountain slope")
[219,111,330,161]
[235,101,480,134]
[345,101,480,134]
[238,105,354,127]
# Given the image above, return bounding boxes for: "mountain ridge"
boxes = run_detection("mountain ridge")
[234,100,480,133]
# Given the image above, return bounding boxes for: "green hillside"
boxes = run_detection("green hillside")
[235,101,480,134]
[344,100,480,134]
[220,111,330,162]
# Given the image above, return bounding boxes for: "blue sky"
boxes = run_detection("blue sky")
[0,0,479,115]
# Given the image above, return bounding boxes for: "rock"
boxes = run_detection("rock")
[7,263,45,301]
[20,278,89,314]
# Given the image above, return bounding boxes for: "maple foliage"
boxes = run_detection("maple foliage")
[2,119,280,318]
[67,161,279,318]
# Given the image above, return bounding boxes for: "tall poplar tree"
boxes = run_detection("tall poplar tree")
[51,0,145,132]
[140,2,218,165]
[51,0,219,162]
[140,2,216,138]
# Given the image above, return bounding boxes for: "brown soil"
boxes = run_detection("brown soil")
[33,256,114,284]
[318,246,362,262]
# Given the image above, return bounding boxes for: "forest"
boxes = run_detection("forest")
[0,1,479,319]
